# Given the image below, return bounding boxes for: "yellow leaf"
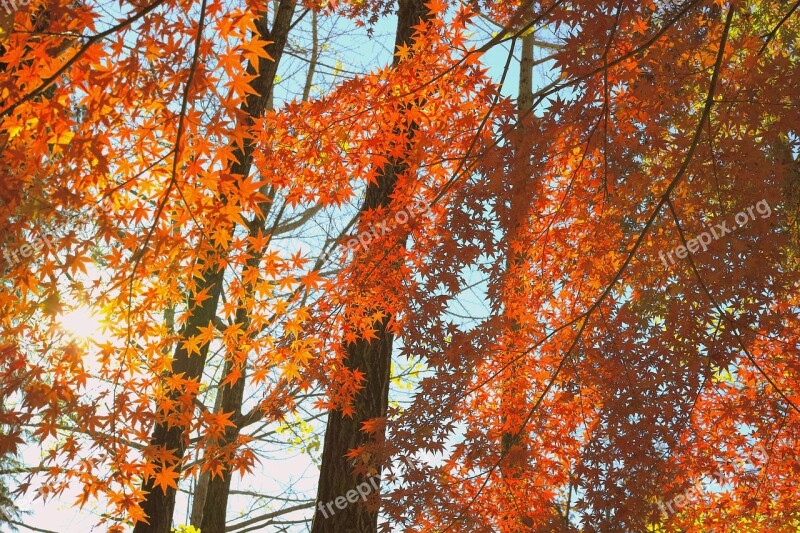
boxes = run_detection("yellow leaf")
[48,131,75,145]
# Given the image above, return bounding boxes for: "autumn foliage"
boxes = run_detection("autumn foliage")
[1,0,800,531]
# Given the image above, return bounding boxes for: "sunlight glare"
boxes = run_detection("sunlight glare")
[57,306,105,340]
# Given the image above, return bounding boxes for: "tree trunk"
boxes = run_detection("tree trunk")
[189,384,223,527]
[500,21,536,475]
[134,2,297,532]
[775,135,800,258]
[196,3,297,532]
[310,2,430,532]
[134,266,226,533]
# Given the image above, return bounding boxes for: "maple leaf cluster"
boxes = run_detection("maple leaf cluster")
[0,0,799,531]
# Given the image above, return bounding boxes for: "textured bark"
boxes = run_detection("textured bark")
[775,135,800,258]
[189,469,210,527]
[189,388,222,527]
[311,317,395,533]
[134,3,297,532]
[310,2,430,532]
[518,29,536,117]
